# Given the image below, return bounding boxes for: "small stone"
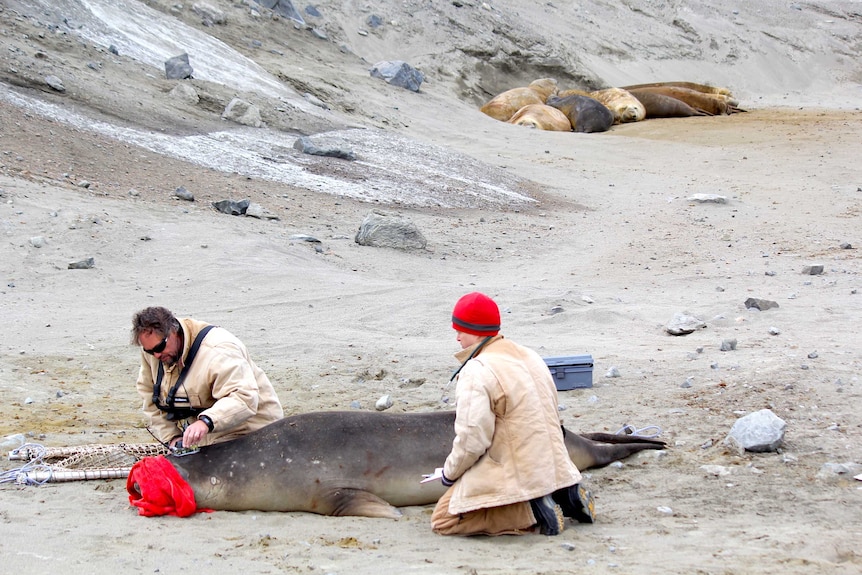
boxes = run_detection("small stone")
[68,257,96,269]
[374,395,393,411]
[686,193,727,204]
[45,74,65,92]
[700,465,731,476]
[807,351,818,359]
[29,236,46,248]
[744,298,779,311]
[768,327,781,335]
[290,234,321,243]
[174,186,195,201]
[605,366,620,378]
[720,339,737,351]
[802,264,824,275]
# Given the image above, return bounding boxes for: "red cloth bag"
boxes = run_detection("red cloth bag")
[126,456,207,517]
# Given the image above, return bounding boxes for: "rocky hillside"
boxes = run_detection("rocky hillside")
[2,0,860,137]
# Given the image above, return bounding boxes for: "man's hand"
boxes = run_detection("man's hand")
[181,419,209,447]
[420,467,445,484]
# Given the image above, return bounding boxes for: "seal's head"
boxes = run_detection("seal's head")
[452,292,500,336]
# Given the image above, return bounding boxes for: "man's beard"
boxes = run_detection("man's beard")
[161,353,179,368]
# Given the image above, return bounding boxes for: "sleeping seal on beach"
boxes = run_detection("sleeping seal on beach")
[479,78,559,122]
[507,104,573,131]
[622,85,743,115]
[588,88,646,124]
[546,94,614,133]
[128,410,665,518]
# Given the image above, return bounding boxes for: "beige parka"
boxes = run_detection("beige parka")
[136,317,284,445]
[443,335,582,514]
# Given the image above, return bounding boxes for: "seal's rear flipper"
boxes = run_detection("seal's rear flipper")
[324,488,403,519]
[564,430,667,470]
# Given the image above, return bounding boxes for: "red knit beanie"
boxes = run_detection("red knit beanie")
[452,292,501,336]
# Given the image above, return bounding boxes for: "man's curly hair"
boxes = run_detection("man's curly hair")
[130,306,180,345]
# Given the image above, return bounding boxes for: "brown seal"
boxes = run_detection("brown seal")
[623,85,743,115]
[556,88,591,99]
[479,78,559,122]
[138,410,665,518]
[627,89,710,118]
[546,94,614,133]
[621,81,734,97]
[588,88,646,124]
[507,104,572,131]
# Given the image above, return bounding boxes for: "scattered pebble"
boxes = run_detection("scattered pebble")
[720,338,737,351]
[68,257,96,269]
[174,186,195,201]
[374,395,393,411]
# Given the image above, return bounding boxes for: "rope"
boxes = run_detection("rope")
[614,424,663,439]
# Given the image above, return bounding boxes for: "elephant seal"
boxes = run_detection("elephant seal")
[129,410,665,518]
[588,88,646,124]
[624,86,743,115]
[621,81,734,99]
[480,78,559,122]
[556,88,591,98]
[507,104,572,131]
[546,94,614,133]
[627,89,710,118]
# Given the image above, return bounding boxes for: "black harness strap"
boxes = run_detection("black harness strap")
[449,335,494,383]
[152,325,216,415]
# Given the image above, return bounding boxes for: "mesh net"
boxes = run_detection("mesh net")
[3,442,169,484]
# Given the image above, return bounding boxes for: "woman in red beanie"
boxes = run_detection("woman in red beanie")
[430,292,594,536]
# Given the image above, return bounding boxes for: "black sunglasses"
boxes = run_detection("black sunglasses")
[143,334,169,355]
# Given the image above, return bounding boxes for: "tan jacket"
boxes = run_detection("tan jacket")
[443,335,582,514]
[136,318,284,445]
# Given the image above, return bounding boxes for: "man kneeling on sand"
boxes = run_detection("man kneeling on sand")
[427,292,595,536]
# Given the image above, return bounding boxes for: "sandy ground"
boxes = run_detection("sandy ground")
[1,1,862,574]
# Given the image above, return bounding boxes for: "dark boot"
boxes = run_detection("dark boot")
[529,495,565,536]
[552,483,595,524]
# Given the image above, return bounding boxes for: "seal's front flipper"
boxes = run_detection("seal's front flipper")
[324,488,403,519]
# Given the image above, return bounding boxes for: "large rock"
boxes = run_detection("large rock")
[355,209,427,250]
[369,61,424,92]
[165,53,193,80]
[664,312,706,335]
[222,98,262,127]
[724,409,786,452]
[254,0,304,24]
